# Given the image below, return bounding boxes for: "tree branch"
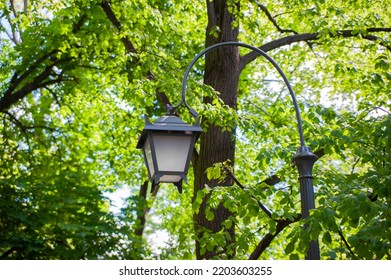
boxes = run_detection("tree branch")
[100,0,137,54]
[1,7,84,110]
[134,180,149,237]
[222,163,302,259]
[23,0,28,14]
[249,215,301,259]
[0,57,71,112]
[100,1,174,109]
[338,228,360,259]
[9,0,17,18]
[251,0,297,35]
[4,111,56,132]
[4,1,20,45]
[239,28,391,71]
[3,111,28,133]
[0,246,18,259]
[1,50,58,106]
[258,148,325,188]
[223,165,273,219]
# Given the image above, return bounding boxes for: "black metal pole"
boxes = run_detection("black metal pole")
[292,146,320,260]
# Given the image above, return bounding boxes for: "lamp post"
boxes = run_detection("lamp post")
[137,41,320,260]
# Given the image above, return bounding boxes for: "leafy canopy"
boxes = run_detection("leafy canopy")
[0,0,390,259]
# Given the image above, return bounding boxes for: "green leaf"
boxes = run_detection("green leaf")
[322,231,332,245]
[289,254,299,260]
[206,211,215,221]
[285,242,295,254]
[224,219,233,229]
[375,59,389,71]
[271,212,279,220]
[268,220,277,235]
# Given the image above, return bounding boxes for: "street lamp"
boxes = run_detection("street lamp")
[137,41,320,260]
[136,107,202,194]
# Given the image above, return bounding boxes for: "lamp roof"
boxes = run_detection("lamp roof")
[136,115,202,149]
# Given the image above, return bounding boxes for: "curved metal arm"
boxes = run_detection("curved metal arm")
[174,41,306,147]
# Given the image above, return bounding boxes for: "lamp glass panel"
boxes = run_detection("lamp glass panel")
[153,134,192,172]
[159,174,182,183]
[143,136,155,177]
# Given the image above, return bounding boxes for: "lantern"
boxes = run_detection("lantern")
[137,114,202,193]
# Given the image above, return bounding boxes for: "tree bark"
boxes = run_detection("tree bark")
[193,0,240,259]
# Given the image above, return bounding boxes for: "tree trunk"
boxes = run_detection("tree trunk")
[193,0,240,259]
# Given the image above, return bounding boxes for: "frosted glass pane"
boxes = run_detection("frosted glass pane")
[143,137,155,177]
[154,135,192,172]
[159,175,182,182]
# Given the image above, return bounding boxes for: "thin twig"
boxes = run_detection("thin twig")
[223,165,273,219]
[251,0,298,34]
[338,228,360,259]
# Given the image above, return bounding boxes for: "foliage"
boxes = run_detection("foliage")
[1,0,390,259]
